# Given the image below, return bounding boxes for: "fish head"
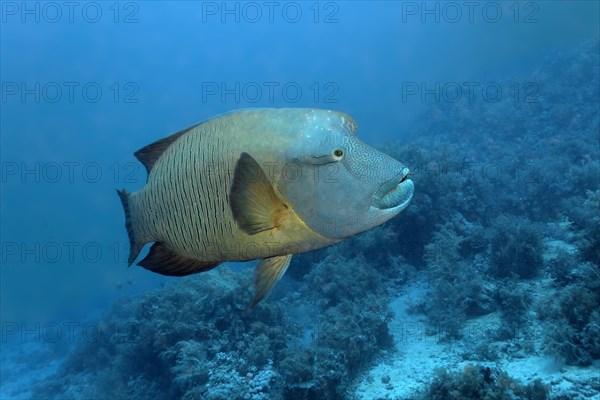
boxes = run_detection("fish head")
[277,109,414,239]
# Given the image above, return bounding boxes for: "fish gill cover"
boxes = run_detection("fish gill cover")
[1,2,599,400]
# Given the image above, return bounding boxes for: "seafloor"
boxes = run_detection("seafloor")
[2,41,599,400]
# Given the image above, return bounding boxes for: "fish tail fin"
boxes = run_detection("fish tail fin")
[116,189,144,266]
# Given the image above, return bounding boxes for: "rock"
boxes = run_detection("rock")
[381,375,391,384]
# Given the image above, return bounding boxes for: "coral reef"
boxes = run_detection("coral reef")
[32,250,400,399]
[538,262,600,366]
[564,189,600,265]
[494,282,532,340]
[279,251,397,399]
[388,41,600,359]
[27,41,600,399]
[419,220,494,339]
[489,216,543,279]
[33,269,290,399]
[419,365,549,400]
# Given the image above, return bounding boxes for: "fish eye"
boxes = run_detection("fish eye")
[332,147,344,159]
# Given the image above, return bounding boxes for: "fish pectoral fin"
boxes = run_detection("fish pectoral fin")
[251,254,292,308]
[230,152,289,235]
[138,242,219,276]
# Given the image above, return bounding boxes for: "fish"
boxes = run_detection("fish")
[117,108,414,306]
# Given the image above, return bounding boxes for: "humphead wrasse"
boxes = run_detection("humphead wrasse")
[117,108,414,306]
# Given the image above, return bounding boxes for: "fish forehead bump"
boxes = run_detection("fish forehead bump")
[303,109,357,132]
[301,109,358,145]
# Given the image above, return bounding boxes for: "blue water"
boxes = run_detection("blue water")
[1,2,599,399]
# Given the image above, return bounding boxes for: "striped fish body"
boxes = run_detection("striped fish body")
[130,110,335,263]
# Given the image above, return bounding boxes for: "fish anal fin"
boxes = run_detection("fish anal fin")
[230,152,289,235]
[251,254,292,307]
[134,124,198,175]
[138,242,219,276]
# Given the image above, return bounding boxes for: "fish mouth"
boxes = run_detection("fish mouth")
[371,170,414,211]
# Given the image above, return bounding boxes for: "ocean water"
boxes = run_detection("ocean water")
[1,1,599,399]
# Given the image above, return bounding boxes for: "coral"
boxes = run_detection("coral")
[316,299,393,372]
[490,215,544,279]
[539,268,600,366]
[568,190,600,265]
[167,340,209,394]
[394,41,598,352]
[31,269,290,399]
[494,282,532,340]
[32,251,399,400]
[419,365,550,400]
[281,252,396,398]
[200,353,278,400]
[546,246,581,285]
[304,253,383,305]
[419,221,494,339]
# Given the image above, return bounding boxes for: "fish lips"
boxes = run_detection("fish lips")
[371,170,414,211]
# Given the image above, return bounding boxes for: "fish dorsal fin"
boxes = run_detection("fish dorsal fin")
[229,152,290,235]
[252,254,292,307]
[134,124,197,175]
[138,242,219,276]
